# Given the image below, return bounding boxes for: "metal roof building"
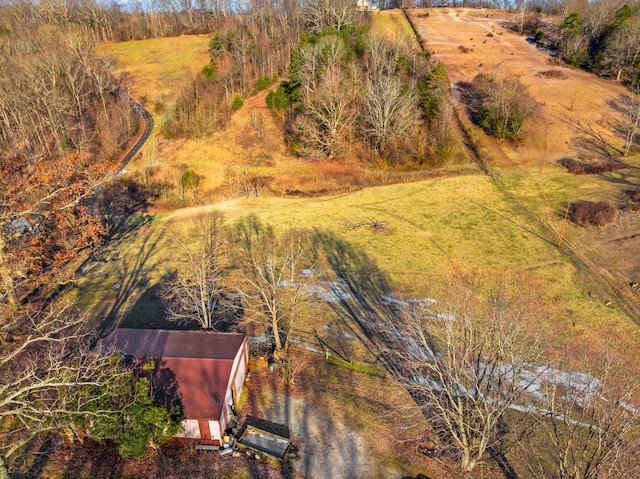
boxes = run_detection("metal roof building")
[100,328,248,445]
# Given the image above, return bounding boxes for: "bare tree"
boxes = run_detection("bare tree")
[303,0,355,33]
[160,212,232,330]
[0,301,131,477]
[431,98,456,155]
[522,357,640,479]
[361,75,421,154]
[384,273,547,472]
[234,218,316,384]
[294,67,356,158]
[599,14,640,82]
[622,86,640,157]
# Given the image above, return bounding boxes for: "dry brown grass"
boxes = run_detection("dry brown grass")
[411,7,632,167]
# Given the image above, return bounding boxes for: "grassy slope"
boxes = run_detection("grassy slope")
[76,169,640,359]
[97,36,211,106]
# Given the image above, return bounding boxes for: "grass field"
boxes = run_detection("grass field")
[75,167,640,366]
[97,36,212,107]
[369,9,419,48]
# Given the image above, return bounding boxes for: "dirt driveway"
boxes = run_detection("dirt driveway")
[245,366,424,479]
[410,8,633,166]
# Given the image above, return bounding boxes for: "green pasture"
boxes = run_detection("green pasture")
[74,165,640,359]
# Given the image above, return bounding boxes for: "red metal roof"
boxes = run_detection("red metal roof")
[100,329,246,419]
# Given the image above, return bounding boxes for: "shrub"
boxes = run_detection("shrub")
[537,70,567,79]
[628,188,640,203]
[202,64,217,80]
[558,157,625,175]
[266,84,292,113]
[255,74,276,91]
[231,93,244,111]
[534,29,544,43]
[458,45,471,53]
[569,200,618,227]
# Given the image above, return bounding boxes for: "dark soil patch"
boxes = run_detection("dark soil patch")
[537,69,567,79]
[558,157,626,175]
[569,200,619,227]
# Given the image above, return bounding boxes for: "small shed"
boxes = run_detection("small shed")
[100,328,248,446]
[236,415,292,460]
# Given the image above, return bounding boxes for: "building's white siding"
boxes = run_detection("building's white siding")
[176,419,201,439]
[209,420,223,441]
[234,347,247,399]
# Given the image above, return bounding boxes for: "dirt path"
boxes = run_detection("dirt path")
[241,364,424,479]
[258,390,408,479]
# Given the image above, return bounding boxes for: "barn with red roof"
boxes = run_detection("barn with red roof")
[100,328,248,446]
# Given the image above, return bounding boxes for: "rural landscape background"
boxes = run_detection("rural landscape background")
[1,0,640,477]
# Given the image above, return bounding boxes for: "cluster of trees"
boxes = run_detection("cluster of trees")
[0,23,137,306]
[166,2,454,164]
[159,213,316,386]
[467,69,538,142]
[269,23,455,162]
[1,0,252,43]
[372,272,640,476]
[547,2,640,82]
[0,4,182,475]
[164,4,303,136]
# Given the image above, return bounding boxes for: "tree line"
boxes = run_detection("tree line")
[0,3,174,475]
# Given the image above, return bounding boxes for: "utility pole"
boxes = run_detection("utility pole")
[558,200,571,248]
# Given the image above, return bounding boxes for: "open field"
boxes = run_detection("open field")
[410,7,635,166]
[75,169,640,365]
[97,36,212,107]
[410,7,640,321]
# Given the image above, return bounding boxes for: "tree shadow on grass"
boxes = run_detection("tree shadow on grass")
[556,113,622,159]
[311,229,521,479]
[78,220,164,336]
[118,275,185,330]
[311,229,400,373]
